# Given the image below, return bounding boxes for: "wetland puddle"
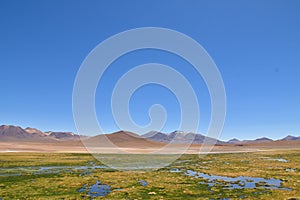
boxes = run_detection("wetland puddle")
[172,169,292,191]
[267,158,288,162]
[262,157,289,162]
[138,180,148,186]
[78,180,111,197]
[286,168,296,172]
[0,164,108,177]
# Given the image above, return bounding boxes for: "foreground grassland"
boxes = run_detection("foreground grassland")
[0,150,299,199]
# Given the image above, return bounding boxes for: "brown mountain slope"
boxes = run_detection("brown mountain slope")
[25,127,47,137]
[0,125,51,142]
[0,125,31,140]
[0,125,79,142]
[83,131,164,148]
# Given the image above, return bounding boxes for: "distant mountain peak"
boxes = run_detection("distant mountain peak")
[48,131,78,139]
[142,130,220,144]
[172,130,185,134]
[24,127,46,137]
[1,125,22,129]
[0,125,32,140]
[170,130,193,137]
[227,138,240,143]
[281,135,300,141]
[254,137,273,142]
[142,130,160,137]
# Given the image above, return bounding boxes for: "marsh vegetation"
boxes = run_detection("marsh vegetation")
[0,150,299,199]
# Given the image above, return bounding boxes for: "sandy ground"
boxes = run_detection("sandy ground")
[1,141,299,154]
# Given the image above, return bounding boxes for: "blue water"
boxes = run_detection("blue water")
[183,169,292,191]
[170,168,181,173]
[266,158,288,162]
[78,180,111,197]
[138,180,148,186]
[0,164,108,177]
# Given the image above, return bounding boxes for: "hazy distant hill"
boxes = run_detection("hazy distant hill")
[46,131,80,140]
[142,130,222,144]
[142,131,172,143]
[225,135,300,145]
[280,135,300,141]
[243,137,274,143]
[227,138,240,144]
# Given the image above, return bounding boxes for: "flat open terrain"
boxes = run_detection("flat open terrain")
[1,140,300,154]
[0,149,299,199]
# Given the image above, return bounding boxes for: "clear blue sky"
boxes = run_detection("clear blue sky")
[0,0,299,140]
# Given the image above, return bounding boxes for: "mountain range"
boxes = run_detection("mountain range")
[142,131,300,145]
[142,130,222,144]
[0,125,299,144]
[0,125,80,142]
